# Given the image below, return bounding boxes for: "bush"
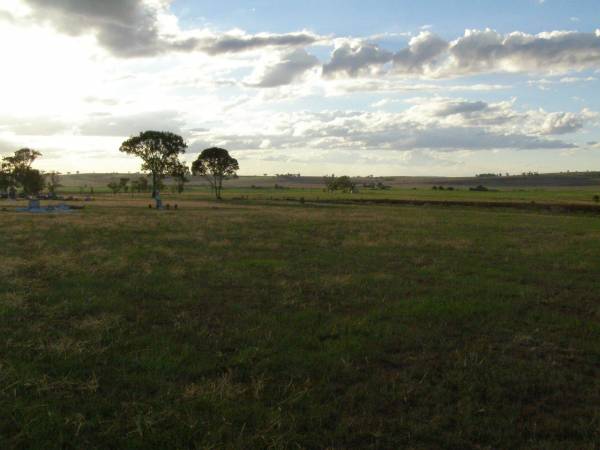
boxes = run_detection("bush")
[470,185,489,192]
[324,175,357,193]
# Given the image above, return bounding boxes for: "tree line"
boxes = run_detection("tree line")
[0,131,240,200]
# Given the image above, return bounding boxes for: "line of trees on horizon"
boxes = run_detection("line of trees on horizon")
[0,131,240,200]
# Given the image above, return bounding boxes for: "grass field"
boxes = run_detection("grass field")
[1,194,600,449]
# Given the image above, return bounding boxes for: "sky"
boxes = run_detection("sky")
[0,0,599,176]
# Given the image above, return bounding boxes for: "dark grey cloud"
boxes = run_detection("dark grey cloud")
[247,49,320,88]
[23,0,173,57]
[199,33,319,55]
[21,0,320,57]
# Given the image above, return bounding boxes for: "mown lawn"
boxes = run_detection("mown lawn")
[1,198,599,449]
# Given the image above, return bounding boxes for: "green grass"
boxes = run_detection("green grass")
[1,196,599,449]
[64,184,600,205]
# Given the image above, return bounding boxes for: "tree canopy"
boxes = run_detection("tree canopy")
[119,131,187,198]
[1,148,45,196]
[191,147,239,200]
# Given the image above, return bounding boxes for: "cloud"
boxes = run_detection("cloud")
[405,97,594,135]
[538,111,587,135]
[245,49,320,87]
[431,100,489,116]
[78,110,186,136]
[83,96,120,106]
[198,32,321,55]
[20,0,321,57]
[22,0,176,57]
[0,114,70,135]
[329,79,509,94]
[322,29,600,79]
[322,42,393,77]
[447,29,600,76]
[0,138,17,154]
[0,10,14,23]
[189,99,585,154]
[392,31,448,75]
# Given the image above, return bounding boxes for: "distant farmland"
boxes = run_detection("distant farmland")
[59,171,600,190]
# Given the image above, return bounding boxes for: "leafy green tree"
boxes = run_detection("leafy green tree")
[191,147,239,200]
[119,131,187,198]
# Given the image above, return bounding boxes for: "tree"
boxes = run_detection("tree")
[46,171,62,196]
[3,148,41,173]
[171,161,190,194]
[20,169,45,196]
[119,131,187,198]
[324,175,356,193]
[107,181,120,195]
[2,148,44,196]
[191,147,239,200]
[131,176,149,193]
[119,177,130,193]
[0,165,10,194]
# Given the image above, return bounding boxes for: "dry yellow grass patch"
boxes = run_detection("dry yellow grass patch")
[183,371,247,401]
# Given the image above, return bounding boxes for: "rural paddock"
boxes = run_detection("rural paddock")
[1,198,599,448]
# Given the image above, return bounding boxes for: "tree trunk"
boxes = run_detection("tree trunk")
[152,172,157,198]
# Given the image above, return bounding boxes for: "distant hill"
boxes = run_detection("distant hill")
[58,171,600,189]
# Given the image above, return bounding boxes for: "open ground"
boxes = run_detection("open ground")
[1,188,600,449]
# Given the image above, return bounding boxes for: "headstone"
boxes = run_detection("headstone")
[28,199,40,210]
[155,193,163,209]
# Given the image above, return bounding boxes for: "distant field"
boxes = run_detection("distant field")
[57,172,600,206]
[59,171,600,189]
[1,196,599,448]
